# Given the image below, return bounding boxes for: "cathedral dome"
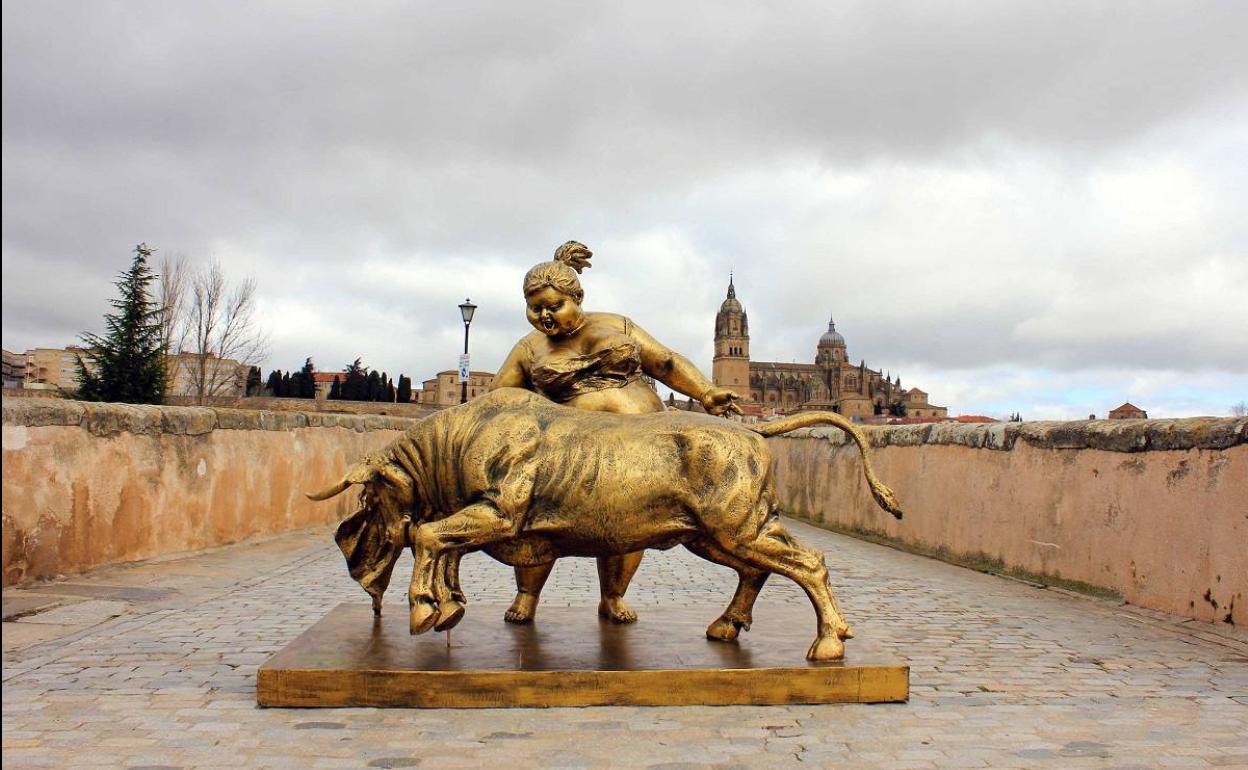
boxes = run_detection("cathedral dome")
[819,318,845,348]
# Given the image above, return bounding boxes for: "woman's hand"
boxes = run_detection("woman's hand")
[701,387,743,416]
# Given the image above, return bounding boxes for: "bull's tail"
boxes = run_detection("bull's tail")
[749,412,903,520]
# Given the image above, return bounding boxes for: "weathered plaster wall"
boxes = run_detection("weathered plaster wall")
[2,399,412,586]
[769,418,1247,626]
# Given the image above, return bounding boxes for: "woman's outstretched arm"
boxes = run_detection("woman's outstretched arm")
[629,319,742,415]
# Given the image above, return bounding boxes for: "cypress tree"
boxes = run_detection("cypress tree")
[342,358,367,401]
[396,374,411,403]
[329,375,342,400]
[265,370,282,395]
[366,370,382,401]
[280,371,292,397]
[298,357,316,398]
[76,243,167,404]
[246,366,262,396]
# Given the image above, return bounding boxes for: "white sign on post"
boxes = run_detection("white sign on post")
[458,354,470,384]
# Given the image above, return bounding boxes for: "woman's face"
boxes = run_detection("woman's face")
[526,286,583,337]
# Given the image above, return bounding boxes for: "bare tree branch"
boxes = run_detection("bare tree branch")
[157,251,191,392]
[185,259,269,404]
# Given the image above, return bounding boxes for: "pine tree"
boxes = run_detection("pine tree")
[329,375,342,400]
[76,244,167,404]
[396,374,411,403]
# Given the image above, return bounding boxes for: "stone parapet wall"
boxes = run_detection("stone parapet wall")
[768,417,1247,626]
[2,399,414,585]
[164,395,442,419]
[6,399,1245,630]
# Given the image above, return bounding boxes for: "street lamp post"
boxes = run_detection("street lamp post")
[458,298,477,404]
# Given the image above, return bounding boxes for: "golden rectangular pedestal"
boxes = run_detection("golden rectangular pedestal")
[257,602,908,708]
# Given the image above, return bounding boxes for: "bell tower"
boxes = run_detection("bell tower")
[712,275,751,399]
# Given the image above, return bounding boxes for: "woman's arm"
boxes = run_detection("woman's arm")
[629,319,742,415]
[491,338,532,390]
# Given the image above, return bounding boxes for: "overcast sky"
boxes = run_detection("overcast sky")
[4,1,1246,418]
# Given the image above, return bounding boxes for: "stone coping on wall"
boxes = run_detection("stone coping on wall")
[5,399,1244,452]
[1,398,421,437]
[785,416,1246,453]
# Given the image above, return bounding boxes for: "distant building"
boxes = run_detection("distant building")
[165,352,248,398]
[419,370,495,406]
[711,277,948,420]
[2,349,27,389]
[21,346,94,391]
[312,372,340,400]
[10,345,247,398]
[1108,402,1148,420]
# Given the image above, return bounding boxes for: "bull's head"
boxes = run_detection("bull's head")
[308,451,418,612]
[308,452,394,500]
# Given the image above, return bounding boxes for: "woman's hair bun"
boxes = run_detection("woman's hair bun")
[553,241,593,274]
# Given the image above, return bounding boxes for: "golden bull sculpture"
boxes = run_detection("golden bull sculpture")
[310,387,902,661]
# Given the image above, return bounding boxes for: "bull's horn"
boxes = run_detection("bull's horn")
[306,478,352,501]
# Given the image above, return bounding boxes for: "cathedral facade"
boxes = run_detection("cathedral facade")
[711,278,947,419]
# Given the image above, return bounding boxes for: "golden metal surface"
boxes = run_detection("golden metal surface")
[257,603,909,708]
[492,241,742,624]
[311,386,903,662]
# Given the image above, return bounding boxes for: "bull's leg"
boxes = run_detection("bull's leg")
[719,516,852,661]
[408,504,516,635]
[444,550,466,604]
[597,551,643,624]
[683,539,769,641]
[432,552,466,632]
[505,563,553,624]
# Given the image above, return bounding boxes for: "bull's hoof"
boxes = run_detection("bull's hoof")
[840,625,855,640]
[503,593,537,624]
[598,596,638,624]
[806,635,845,661]
[433,600,465,632]
[706,616,741,642]
[409,600,438,635]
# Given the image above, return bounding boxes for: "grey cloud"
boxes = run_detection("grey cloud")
[3,1,1247,415]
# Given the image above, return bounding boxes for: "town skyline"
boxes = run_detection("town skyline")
[4,268,1239,420]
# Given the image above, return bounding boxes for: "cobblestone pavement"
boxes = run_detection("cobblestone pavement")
[3,519,1246,769]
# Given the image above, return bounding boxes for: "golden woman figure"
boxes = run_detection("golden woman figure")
[492,241,742,624]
